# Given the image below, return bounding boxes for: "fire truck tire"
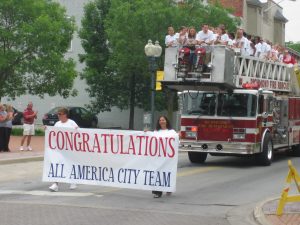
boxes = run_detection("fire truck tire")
[188,152,207,163]
[257,133,273,166]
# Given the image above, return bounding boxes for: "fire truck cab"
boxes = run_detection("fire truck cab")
[162,45,300,166]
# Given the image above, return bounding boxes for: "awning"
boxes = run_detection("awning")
[274,9,288,23]
[246,0,264,7]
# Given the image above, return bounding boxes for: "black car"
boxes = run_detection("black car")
[42,106,98,128]
[12,107,24,125]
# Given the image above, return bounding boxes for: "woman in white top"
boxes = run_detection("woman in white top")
[234,28,247,55]
[177,26,188,46]
[152,115,174,198]
[49,107,79,192]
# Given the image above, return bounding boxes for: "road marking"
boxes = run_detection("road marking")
[0,190,103,197]
[177,167,221,177]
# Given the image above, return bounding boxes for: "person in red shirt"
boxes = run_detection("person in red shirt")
[20,102,38,151]
[283,49,296,65]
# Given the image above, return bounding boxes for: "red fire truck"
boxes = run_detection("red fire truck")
[163,45,300,166]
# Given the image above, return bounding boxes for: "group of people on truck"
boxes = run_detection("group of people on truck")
[165,24,297,66]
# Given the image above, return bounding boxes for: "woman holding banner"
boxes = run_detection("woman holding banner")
[152,115,174,198]
[49,107,78,192]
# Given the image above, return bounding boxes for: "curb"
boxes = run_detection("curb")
[253,197,279,225]
[0,156,44,165]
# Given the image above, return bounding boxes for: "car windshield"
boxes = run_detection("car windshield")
[182,92,257,117]
[182,92,216,116]
[48,107,61,114]
[217,93,257,117]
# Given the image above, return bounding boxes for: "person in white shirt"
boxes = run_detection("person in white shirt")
[214,24,229,45]
[152,115,176,198]
[196,24,214,45]
[268,44,279,62]
[242,31,251,56]
[259,39,270,60]
[234,28,248,56]
[210,26,218,43]
[254,36,262,58]
[165,26,178,47]
[176,26,188,46]
[49,107,79,192]
[227,32,235,48]
[246,35,256,56]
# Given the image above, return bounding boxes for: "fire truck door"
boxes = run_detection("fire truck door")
[259,94,274,131]
[273,98,288,145]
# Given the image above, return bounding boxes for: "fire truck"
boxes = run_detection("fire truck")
[162,45,300,166]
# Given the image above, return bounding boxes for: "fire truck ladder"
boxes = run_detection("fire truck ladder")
[233,56,291,92]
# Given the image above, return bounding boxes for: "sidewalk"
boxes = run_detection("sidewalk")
[255,198,300,225]
[0,136,44,164]
[254,197,300,225]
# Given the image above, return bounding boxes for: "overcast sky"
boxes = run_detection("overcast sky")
[261,0,300,42]
[280,0,300,42]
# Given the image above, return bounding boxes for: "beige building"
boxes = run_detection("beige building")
[200,0,288,43]
[244,0,287,44]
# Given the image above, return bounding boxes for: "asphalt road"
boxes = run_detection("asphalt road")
[0,152,298,225]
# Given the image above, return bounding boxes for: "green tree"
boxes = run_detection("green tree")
[80,0,238,129]
[78,0,113,112]
[0,0,77,100]
[286,42,300,53]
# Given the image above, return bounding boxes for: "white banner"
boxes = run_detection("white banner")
[42,127,179,192]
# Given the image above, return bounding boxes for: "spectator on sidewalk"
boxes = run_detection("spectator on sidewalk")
[20,102,38,151]
[49,107,78,192]
[0,104,8,152]
[4,104,15,152]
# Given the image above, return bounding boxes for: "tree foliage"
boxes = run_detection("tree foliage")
[78,0,113,112]
[0,0,77,99]
[286,42,300,53]
[80,0,239,128]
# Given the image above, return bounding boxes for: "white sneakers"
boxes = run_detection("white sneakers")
[49,183,77,192]
[49,183,58,192]
[19,146,32,151]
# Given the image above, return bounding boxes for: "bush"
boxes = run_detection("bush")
[12,127,45,136]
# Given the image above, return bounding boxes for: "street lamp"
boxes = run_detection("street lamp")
[144,40,162,130]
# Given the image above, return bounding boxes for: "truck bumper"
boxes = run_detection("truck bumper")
[179,140,261,155]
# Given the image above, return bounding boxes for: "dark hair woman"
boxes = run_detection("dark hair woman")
[152,115,174,198]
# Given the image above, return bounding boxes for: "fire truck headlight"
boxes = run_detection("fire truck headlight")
[233,133,245,139]
[185,132,197,138]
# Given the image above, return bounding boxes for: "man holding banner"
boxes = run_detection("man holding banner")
[48,107,78,192]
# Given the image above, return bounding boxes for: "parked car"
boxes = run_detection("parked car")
[12,107,24,125]
[42,106,98,128]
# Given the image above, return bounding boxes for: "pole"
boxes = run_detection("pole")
[149,56,156,130]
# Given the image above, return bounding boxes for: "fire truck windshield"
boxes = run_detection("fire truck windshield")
[183,92,257,117]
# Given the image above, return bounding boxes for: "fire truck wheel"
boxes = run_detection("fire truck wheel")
[188,152,207,163]
[257,133,273,166]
